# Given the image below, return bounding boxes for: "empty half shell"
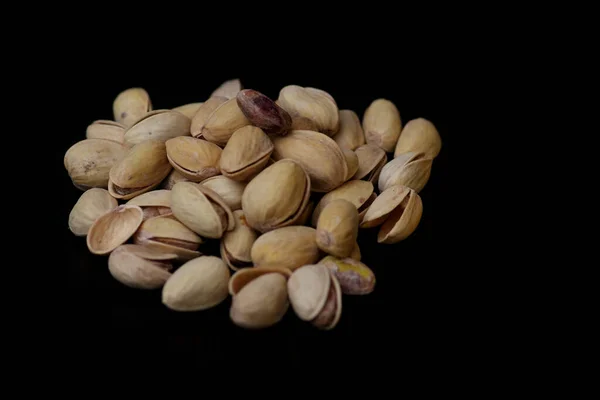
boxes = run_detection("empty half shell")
[311,179,376,226]
[133,215,202,261]
[333,110,365,150]
[219,125,273,181]
[126,189,172,220]
[166,136,222,182]
[86,120,126,143]
[201,97,251,146]
[200,176,246,211]
[68,188,118,236]
[108,244,176,289]
[86,204,144,255]
[378,152,433,193]
[220,210,258,271]
[394,118,442,159]
[113,87,152,127]
[353,144,387,183]
[123,109,191,148]
[64,138,127,190]
[250,226,321,272]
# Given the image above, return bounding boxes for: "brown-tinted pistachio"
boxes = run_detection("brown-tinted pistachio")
[219,126,274,182]
[172,102,204,119]
[160,169,191,190]
[113,87,152,127]
[236,89,292,135]
[251,226,320,271]
[378,152,433,193]
[126,189,172,220]
[311,180,375,226]
[108,244,176,289]
[353,144,387,183]
[133,215,203,261]
[64,139,127,190]
[123,109,191,148]
[333,110,365,150]
[362,98,402,152]
[342,148,359,182]
[394,118,442,159]
[86,120,126,143]
[165,136,222,182]
[190,96,228,138]
[318,255,375,295]
[316,199,359,258]
[210,78,242,99]
[220,210,258,271]
[201,97,251,146]
[86,205,144,255]
[69,188,118,236]
[276,85,339,136]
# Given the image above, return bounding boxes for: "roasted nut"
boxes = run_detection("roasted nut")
[378,152,433,193]
[86,120,126,143]
[220,210,258,271]
[108,244,176,289]
[394,118,442,159]
[316,199,359,258]
[333,110,365,150]
[113,87,152,127]
[123,109,191,148]
[68,188,118,236]
[86,205,144,255]
[126,189,172,220]
[277,85,339,136]
[165,136,222,182]
[318,255,375,295]
[251,226,320,271]
[219,125,274,181]
[236,89,292,135]
[362,98,402,152]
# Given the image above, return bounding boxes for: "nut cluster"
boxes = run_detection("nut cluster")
[65,79,442,330]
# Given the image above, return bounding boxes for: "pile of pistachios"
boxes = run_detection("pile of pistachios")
[65,78,442,330]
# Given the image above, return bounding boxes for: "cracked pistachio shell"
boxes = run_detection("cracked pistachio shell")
[241,159,310,233]
[362,98,402,152]
[333,110,365,150]
[353,144,387,183]
[220,210,258,271]
[108,244,176,289]
[220,126,273,182]
[123,109,191,148]
[113,87,152,127]
[190,96,228,137]
[68,188,118,236]
[210,78,242,99]
[200,176,246,211]
[126,189,172,220]
[86,205,144,255]
[271,130,347,192]
[342,148,359,182]
[165,136,222,182]
[228,266,293,296]
[86,120,126,143]
[162,256,230,311]
[318,255,375,295]
[108,139,172,200]
[378,152,433,193]
[311,180,375,226]
[277,85,339,136]
[394,118,441,159]
[64,139,128,190]
[360,184,423,243]
[133,215,202,261]
[172,102,204,119]
[316,199,359,258]
[161,169,190,190]
[250,226,320,271]
[201,97,251,146]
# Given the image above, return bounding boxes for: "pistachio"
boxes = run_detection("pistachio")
[200,176,246,211]
[162,256,230,311]
[108,139,172,200]
[251,226,320,271]
[318,255,375,295]
[219,126,273,182]
[64,138,128,191]
[342,148,359,182]
[271,130,347,192]
[333,110,365,150]
[360,184,423,243]
[113,87,152,127]
[287,264,342,330]
[353,144,387,183]
[201,97,251,146]
[165,136,222,182]
[220,210,258,271]
[236,89,292,135]
[133,215,203,261]
[311,180,376,226]
[296,200,315,226]
[316,199,359,258]
[172,102,204,119]
[228,266,292,296]
[394,118,442,159]
[86,204,144,255]
[276,85,339,136]
[378,151,433,193]
[126,189,172,220]
[123,109,191,148]
[86,120,126,143]
[350,242,361,261]
[160,169,191,190]
[108,244,176,289]
[362,98,402,152]
[210,78,242,99]
[68,188,118,236]
[190,96,228,138]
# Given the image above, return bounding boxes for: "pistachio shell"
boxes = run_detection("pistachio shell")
[64,139,127,190]
[113,88,152,127]
[296,200,315,226]
[333,110,365,150]
[277,85,339,136]
[316,199,358,258]
[250,226,320,272]
[201,97,251,146]
[86,205,144,255]
[311,180,374,226]
[86,120,126,143]
[220,210,258,271]
[287,264,331,321]
[211,78,242,99]
[360,185,411,228]
[342,148,359,182]
[271,130,347,192]
[219,126,274,181]
[200,176,246,211]
[353,144,387,183]
[228,266,292,296]
[165,136,222,182]
[350,242,361,261]
[172,102,204,119]
[160,169,191,190]
[162,256,230,311]
[311,271,342,330]
[108,244,175,289]
[362,98,402,152]
[319,255,375,295]
[394,118,442,159]
[191,96,228,137]
[123,109,191,148]
[378,152,433,193]
[68,188,118,236]
[133,215,202,261]
[127,189,171,207]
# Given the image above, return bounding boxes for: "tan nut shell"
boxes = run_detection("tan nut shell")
[228,266,292,296]
[211,78,242,99]
[64,139,127,190]
[219,126,274,181]
[124,109,191,148]
[190,96,228,137]
[353,144,387,183]
[133,216,202,261]
[316,199,359,258]
[350,242,361,261]
[162,256,230,311]
[296,200,315,226]
[220,210,258,271]
[113,88,152,127]
[86,205,144,255]
[86,120,126,143]
[318,255,375,295]
[69,188,118,236]
[342,148,359,182]
[378,152,433,193]
[277,85,339,136]
[161,169,190,190]
[362,98,402,152]
[201,97,251,146]
[126,189,171,207]
[200,176,246,211]
[172,102,204,119]
[108,244,175,289]
[165,136,222,182]
[394,118,442,159]
[333,110,365,150]
[286,264,330,321]
[271,130,347,192]
[311,180,375,226]
[250,226,320,272]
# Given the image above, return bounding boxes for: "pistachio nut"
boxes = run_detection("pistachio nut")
[220,210,258,271]
[378,152,433,193]
[236,89,292,135]
[229,267,291,329]
[276,85,339,136]
[64,139,127,190]
[123,109,191,148]
[190,96,228,138]
[250,226,320,271]
[296,200,315,226]
[86,204,144,255]
[316,199,359,258]
[333,110,365,150]
[86,120,126,143]
[68,188,118,236]
[108,139,172,200]
[271,130,347,192]
[201,97,251,146]
[311,179,376,226]
[219,126,273,182]
[160,169,190,190]
[353,144,387,184]
[394,118,442,159]
[342,148,359,182]
[362,98,402,152]
[113,87,152,127]
[162,256,230,311]
[133,215,203,261]
[165,136,222,182]
[108,244,176,289]
[200,175,246,211]
[318,255,375,295]
[210,78,242,99]
[126,189,172,220]
[350,242,361,261]
[172,102,204,119]
[241,159,310,233]
[287,264,342,330]
[171,182,234,239]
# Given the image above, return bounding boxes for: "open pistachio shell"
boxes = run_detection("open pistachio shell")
[113,88,152,127]
[165,136,222,182]
[342,148,359,182]
[220,210,258,271]
[201,97,251,146]
[378,152,433,193]
[362,98,402,153]
[228,266,292,296]
[200,176,246,211]
[220,126,274,182]
[394,118,442,159]
[108,244,176,289]
[333,110,365,151]
[353,144,387,183]
[126,189,172,220]
[316,199,359,258]
[311,180,375,226]
[133,215,202,261]
[210,78,242,99]
[86,205,144,255]
[64,139,127,190]
[123,109,191,148]
[250,226,320,272]
[161,169,190,190]
[190,96,228,138]
[86,120,126,143]
[276,85,339,136]
[69,188,118,236]
[172,102,204,119]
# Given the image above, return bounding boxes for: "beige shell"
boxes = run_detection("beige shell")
[108,244,176,289]
[165,136,222,182]
[190,96,228,137]
[378,152,433,193]
[64,139,127,190]
[113,88,152,127]
[277,85,339,136]
[123,109,191,148]
[271,130,347,192]
[86,204,144,255]
[68,188,118,236]
[219,126,274,181]
[162,256,230,311]
[296,200,315,226]
[200,176,246,211]
[311,180,375,226]
[318,255,375,295]
[108,139,172,200]
[360,184,423,243]
[220,210,258,271]
[394,118,442,159]
[172,102,204,119]
[86,120,126,143]
[250,226,321,271]
[127,189,172,220]
[133,215,202,261]
[170,182,234,238]
[228,266,293,296]
[350,242,361,261]
[362,98,402,153]
[353,144,387,183]
[160,169,190,190]
[316,199,359,258]
[210,78,242,99]
[333,110,365,150]
[241,159,310,233]
[201,97,251,146]
[342,148,359,182]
